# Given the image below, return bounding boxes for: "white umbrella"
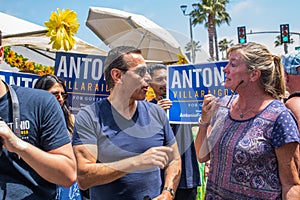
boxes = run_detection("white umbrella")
[3,31,107,56]
[0,11,107,56]
[86,7,184,63]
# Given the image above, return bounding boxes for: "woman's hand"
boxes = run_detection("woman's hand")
[201,94,219,124]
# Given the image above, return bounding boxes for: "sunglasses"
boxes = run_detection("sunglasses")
[128,66,148,77]
[51,92,68,99]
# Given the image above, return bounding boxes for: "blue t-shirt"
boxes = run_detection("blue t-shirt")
[149,99,201,189]
[0,85,71,200]
[72,99,176,200]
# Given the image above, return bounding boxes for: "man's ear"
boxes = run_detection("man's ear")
[111,68,123,84]
[285,72,290,83]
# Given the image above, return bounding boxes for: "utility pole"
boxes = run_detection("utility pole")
[180,4,199,63]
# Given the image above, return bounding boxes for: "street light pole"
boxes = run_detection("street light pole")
[180,4,198,64]
[188,16,194,63]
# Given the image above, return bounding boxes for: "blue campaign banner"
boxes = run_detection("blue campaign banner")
[167,61,232,124]
[0,70,40,88]
[55,52,108,114]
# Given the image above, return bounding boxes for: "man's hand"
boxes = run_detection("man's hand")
[133,146,174,170]
[157,99,172,111]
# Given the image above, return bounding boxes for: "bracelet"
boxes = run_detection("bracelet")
[198,118,209,127]
[163,187,175,197]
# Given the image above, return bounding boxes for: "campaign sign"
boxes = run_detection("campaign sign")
[0,70,40,88]
[55,52,108,114]
[167,61,231,124]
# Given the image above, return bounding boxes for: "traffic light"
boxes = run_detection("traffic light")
[237,26,247,44]
[280,24,290,43]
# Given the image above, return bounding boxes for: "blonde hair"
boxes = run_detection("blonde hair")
[227,42,286,100]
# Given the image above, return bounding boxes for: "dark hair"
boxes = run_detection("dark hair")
[104,46,141,89]
[147,63,167,78]
[34,74,74,134]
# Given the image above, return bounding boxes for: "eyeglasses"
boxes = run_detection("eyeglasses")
[128,66,148,77]
[51,92,68,99]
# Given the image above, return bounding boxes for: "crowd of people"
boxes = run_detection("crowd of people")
[0,41,300,200]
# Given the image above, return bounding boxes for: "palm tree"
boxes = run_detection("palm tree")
[213,7,231,61]
[218,38,233,60]
[191,0,231,61]
[274,35,294,55]
[185,40,202,63]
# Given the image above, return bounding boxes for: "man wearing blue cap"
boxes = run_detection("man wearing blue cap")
[282,52,300,90]
[282,52,300,123]
[282,52,300,177]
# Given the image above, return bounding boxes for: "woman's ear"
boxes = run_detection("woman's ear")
[250,70,261,82]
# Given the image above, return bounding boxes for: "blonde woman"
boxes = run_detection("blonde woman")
[196,42,300,199]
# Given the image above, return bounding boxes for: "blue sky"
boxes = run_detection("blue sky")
[1,0,299,62]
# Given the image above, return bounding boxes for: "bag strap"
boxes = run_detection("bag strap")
[1,82,39,185]
[287,92,300,100]
[2,81,21,138]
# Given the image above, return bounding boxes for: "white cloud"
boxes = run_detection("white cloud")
[229,0,253,15]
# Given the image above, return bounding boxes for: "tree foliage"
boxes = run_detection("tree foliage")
[218,38,233,60]
[191,0,231,61]
[274,35,294,55]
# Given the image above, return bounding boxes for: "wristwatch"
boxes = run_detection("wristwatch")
[163,187,175,197]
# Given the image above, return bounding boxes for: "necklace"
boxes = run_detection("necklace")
[236,101,260,118]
